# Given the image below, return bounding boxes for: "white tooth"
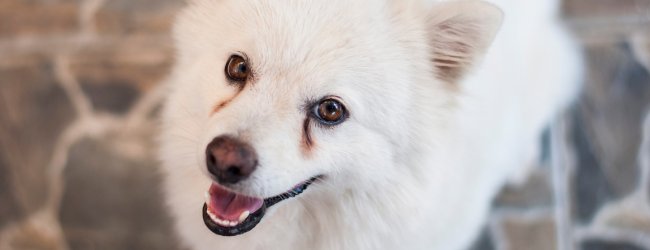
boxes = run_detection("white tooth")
[204,192,210,203]
[208,211,219,223]
[238,210,250,223]
[206,207,242,227]
[208,210,222,225]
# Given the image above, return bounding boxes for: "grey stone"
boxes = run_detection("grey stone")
[0,0,80,37]
[570,108,615,224]
[68,41,173,115]
[593,199,650,235]
[563,0,650,21]
[495,169,554,210]
[95,0,183,36]
[581,240,646,250]
[0,144,21,228]
[571,43,650,222]
[0,59,76,228]
[60,132,180,250]
[608,212,650,234]
[79,80,140,115]
[501,215,557,250]
[4,219,67,250]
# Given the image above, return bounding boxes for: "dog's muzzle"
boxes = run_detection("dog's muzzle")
[202,135,321,236]
[202,177,320,236]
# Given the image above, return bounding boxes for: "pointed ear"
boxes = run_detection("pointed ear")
[426,1,503,83]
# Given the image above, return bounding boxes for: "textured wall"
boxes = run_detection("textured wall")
[0,0,649,249]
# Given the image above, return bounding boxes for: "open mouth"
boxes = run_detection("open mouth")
[202,177,320,236]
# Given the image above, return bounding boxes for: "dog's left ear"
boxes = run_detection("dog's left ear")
[426,1,503,83]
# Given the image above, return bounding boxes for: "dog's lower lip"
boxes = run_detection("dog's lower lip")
[202,203,266,236]
[202,176,321,236]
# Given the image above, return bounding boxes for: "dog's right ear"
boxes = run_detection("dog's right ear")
[426,1,503,83]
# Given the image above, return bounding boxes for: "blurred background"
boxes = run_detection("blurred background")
[0,0,649,249]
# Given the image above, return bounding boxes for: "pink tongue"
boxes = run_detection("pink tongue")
[207,184,264,221]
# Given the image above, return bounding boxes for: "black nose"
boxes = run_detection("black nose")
[206,135,258,184]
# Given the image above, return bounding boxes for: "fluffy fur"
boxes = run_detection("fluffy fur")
[159,0,582,249]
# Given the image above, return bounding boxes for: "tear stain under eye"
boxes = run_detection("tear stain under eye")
[301,118,314,157]
[211,90,243,115]
[212,99,231,115]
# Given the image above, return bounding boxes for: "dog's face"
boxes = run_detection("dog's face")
[161,0,502,237]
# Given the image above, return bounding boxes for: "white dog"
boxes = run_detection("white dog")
[159,0,582,249]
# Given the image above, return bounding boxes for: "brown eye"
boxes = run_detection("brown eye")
[314,99,347,125]
[225,55,250,82]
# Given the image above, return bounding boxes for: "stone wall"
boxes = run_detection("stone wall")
[0,0,649,249]
[0,0,181,249]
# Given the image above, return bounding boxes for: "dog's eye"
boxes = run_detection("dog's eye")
[225,55,250,82]
[313,99,347,125]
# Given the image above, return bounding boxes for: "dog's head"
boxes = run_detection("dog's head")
[161,0,502,236]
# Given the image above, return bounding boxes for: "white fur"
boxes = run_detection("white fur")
[159,0,582,249]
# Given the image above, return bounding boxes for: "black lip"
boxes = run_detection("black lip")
[202,177,319,236]
[202,203,265,236]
